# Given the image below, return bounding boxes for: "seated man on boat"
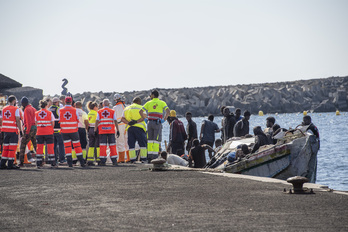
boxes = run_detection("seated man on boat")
[301,115,320,149]
[264,116,276,143]
[251,126,271,153]
[227,144,250,163]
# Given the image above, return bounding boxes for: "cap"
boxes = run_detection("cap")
[114,93,121,100]
[170,110,176,117]
[65,96,72,103]
[52,97,60,103]
[21,96,29,104]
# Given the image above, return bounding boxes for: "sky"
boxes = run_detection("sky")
[1,0,348,96]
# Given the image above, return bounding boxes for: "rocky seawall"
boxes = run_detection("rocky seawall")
[1,73,347,116]
[68,76,348,116]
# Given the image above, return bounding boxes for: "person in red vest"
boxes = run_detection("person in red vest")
[19,96,37,166]
[59,96,86,168]
[35,100,57,168]
[0,95,22,169]
[95,99,120,166]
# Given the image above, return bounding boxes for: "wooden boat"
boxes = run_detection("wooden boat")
[205,128,319,183]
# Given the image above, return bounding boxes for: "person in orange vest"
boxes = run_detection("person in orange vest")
[35,100,57,168]
[19,97,37,166]
[59,96,86,168]
[112,94,129,163]
[0,95,22,169]
[94,99,120,166]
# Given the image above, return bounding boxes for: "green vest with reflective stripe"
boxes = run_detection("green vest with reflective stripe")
[124,103,146,132]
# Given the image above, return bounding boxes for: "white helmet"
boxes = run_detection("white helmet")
[114,93,122,100]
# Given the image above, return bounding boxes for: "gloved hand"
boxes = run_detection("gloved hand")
[94,130,98,136]
[116,131,120,138]
[144,118,148,124]
[20,131,23,137]
[128,120,137,126]
[160,119,165,124]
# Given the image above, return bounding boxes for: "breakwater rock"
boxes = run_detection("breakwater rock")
[65,76,348,117]
[0,73,43,109]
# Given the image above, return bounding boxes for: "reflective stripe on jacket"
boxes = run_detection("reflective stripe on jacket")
[142,98,168,120]
[59,106,79,133]
[35,109,54,135]
[1,105,19,133]
[97,107,115,134]
[124,103,146,132]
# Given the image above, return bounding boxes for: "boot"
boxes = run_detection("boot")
[67,156,73,167]
[7,160,20,169]
[117,151,125,163]
[77,156,86,167]
[111,158,118,166]
[0,159,7,169]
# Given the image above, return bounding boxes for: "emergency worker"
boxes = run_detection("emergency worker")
[86,101,100,166]
[139,90,170,162]
[121,97,147,163]
[0,95,22,169]
[113,94,129,163]
[95,99,120,166]
[49,97,66,164]
[59,96,86,167]
[35,100,56,168]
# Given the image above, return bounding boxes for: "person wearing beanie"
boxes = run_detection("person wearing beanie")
[19,96,37,166]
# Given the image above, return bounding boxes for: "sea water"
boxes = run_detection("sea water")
[161,112,348,191]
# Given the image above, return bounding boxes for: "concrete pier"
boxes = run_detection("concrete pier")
[0,164,347,231]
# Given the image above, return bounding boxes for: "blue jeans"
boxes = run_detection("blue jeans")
[54,132,65,162]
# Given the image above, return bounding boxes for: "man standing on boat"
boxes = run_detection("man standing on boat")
[233,110,251,137]
[199,114,220,159]
[140,90,170,162]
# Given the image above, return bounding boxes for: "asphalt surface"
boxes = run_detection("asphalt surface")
[0,163,347,232]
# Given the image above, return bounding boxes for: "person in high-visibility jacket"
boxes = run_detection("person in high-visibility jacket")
[139,90,170,162]
[112,93,129,163]
[35,100,57,168]
[59,96,86,167]
[0,95,22,169]
[86,101,100,166]
[94,99,120,166]
[121,97,147,163]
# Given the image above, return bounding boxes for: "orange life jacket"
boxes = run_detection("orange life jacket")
[1,105,19,133]
[59,106,78,133]
[97,107,115,134]
[35,109,54,135]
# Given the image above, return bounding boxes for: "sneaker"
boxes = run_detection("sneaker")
[87,162,95,166]
[8,165,20,169]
